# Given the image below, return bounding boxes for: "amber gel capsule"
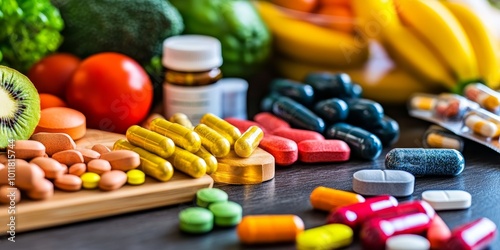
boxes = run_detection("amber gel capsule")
[113,139,174,182]
[126,125,175,158]
[149,118,201,153]
[167,146,207,178]
[200,113,241,146]
[237,215,304,244]
[234,126,264,158]
[194,124,230,158]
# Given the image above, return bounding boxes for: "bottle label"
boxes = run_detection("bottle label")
[164,82,222,125]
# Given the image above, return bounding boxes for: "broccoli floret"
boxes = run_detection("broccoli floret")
[0,0,64,73]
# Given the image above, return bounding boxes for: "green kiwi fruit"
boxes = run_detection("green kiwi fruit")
[0,65,41,149]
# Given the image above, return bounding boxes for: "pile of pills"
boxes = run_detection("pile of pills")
[234,186,496,249]
[178,188,242,234]
[114,112,265,181]
[409,83,500,153]
[0,132,144,204]
[229,72,400,162]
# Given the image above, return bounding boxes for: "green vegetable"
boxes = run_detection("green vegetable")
[0,0,64,73]
[52,0,184,66]
[170,0,272,78]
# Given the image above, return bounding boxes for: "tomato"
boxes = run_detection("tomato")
[28,53,81,99]
[271,0,318,12]
[65,52,153,134]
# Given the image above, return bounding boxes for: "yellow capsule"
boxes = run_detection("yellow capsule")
[127,169,146,185]
[194,124,231,158]
[464,83,500,112]
[80,172,101,189]
[194,145,218,175]
[113,139,174,182]
[234,126,264,158]
[169,113,194,130]
[150,118,201,153]
[425,133,463,151]
[200,113,242,146]
[126,125,175,158]
[168,146,207,178]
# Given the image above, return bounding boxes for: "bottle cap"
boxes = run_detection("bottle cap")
[162,35,223,72]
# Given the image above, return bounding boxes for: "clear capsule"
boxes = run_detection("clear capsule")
[463,110,500,138]
[464,83,500,113]
[149,118,201,153]
[194,124,231,158]
[167,146,207,178]
[200,113,241,146]
[234,126,264,158]
[423,125,464,152]
[125,125,175,158]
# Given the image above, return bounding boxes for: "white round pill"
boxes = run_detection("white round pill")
[386,234,430,250]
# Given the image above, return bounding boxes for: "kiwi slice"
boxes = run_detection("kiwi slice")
[0,66,41,148]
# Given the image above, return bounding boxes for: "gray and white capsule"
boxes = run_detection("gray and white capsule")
[385,148,464,176]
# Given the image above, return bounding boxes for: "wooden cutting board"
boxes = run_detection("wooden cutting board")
[0,129,213,233]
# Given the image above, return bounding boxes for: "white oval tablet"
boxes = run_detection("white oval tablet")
[386,234,430,250]
[352,169,415,197]
[421,190,471,210]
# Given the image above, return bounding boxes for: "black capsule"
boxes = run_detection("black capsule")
[260,92,282,112]
[270,78,315,106]
[364,115,400,147]
[349,83,363,98]
[345,98,384,125]
[272,96,325,133]
[325,122,382,160]
[304,72,356,101]
[314,98,349,124]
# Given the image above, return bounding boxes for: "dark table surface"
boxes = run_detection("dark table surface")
[2,74,500,250]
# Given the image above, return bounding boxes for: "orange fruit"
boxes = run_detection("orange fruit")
[39,93,67,110]
[271,0,318,12]
[315,5,355,34]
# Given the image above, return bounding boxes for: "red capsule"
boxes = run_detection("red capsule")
[360,212,433,249]
[445,217,497,250]
[367,200,435,221]
[254,112,290,133]
[327,195,398,230]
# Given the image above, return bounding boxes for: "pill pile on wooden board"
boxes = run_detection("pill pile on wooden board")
[0,132,144,204]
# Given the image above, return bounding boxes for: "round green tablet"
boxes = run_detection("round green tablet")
[208,201,243,227]
[178,207,214,234]
[196,188,228,207]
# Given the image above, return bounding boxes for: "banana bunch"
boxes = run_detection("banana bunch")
[353,0,500,91]
[253,1,370,68]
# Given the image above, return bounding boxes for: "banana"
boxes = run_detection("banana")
[446,0,500,41]
[395,0,480,84]
[352,0,456,90]
[274,57,446,104]
[253,1,369,68]
[443,1,500,89]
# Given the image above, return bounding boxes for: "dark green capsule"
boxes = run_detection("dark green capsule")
[304,72,356,101]
[272,96,325,133]
[260,92,282,112]
[325,122,382,160]
[345,98,384,125]
[364,115,400,147]
[314,98,349,124]
[270,78,315,106]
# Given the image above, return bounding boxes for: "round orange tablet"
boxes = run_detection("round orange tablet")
[39,93,67,110]
[35,107,86,140]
